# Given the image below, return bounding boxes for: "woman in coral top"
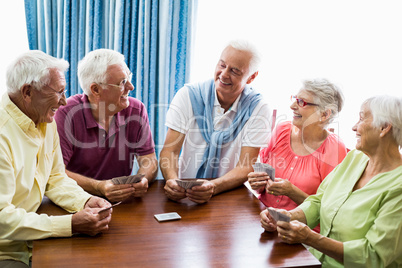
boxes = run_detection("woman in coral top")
[248,79,348,218]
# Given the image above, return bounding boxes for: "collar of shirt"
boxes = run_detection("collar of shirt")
[213,89,241,129]
[213,89,241,113]
[2,93,45,135]
[80,94,125,133]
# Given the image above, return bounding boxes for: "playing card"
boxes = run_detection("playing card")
[154,212,181,222]
[176,179,204,190]
[98,201,122,213]
[111,174,145,185]
[267,207,279,221]
[267,207,290,222]
[126,173,145,184]
[253,162,275,181]
[277,212,291,222]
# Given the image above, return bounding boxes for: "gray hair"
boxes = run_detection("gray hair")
[226,40,261,76]
[78,49,128,95]
[303,78,344,124]
[6,50,69,94]
[364,95,402,147]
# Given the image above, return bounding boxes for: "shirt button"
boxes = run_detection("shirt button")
[290,167,294,170]
[295,156,298,159]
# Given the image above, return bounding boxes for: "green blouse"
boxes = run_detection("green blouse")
[299,149,402,267]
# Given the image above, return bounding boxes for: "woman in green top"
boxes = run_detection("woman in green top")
[261,95,402,267]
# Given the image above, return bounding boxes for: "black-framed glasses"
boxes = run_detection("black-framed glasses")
[290,95,319,108]
[99,72,133,90]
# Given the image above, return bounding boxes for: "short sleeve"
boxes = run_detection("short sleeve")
[165,86,193,134]
[132,102,155,156]
[54,105,74,165]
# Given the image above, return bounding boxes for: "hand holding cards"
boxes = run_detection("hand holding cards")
[98,201,122,213]
[252,162,275,181]
[175,178,204,190]
[267,207,290,223]
[111,174,145,185]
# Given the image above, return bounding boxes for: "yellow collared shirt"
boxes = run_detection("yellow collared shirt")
[0,93,92,265]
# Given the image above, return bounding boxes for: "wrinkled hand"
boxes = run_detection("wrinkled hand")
[260,207,291,232]
[85,196,111,209]
[98,180,135,203]
[186,180,214,204]
[72,206,112,236]
[164,179,187,201]
[266,178,293,196]
[260,208,277,232]
[248,172,269,193]
[132,177,149,197]
[277,220,312,244]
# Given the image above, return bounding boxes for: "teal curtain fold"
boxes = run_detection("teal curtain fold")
[24,0,198,175]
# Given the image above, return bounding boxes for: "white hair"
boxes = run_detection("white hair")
[6,50,69,94]
[226,40,261,75]
[364,95,402,147]
[78,49,128,95]
[303,78,344,124]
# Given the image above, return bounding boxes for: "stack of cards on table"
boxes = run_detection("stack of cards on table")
[267,207,290,222]
[176,179,204,190]
[111,174,145,185]
[252,162,275,181]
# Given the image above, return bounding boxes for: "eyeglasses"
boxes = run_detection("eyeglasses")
[41,83,66,98]
[99,72,133,90]
[290,95,319,108]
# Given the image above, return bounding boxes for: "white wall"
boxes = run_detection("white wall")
[0,0,29,95]
[2,0,402,149]
[191,0,402,149]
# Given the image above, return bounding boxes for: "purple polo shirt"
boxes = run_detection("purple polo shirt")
[54,94,155,180]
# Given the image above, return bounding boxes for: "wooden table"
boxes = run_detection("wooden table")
[32,181,321,268]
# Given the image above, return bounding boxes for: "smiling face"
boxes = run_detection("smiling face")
[290,89,321,129]
[98,64,134,114]
[30,68,67,125]
[352,104,381,153]
[214,46,256,108]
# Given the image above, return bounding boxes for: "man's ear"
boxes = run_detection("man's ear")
[246,71,259,84]
[21,84,33,103]
[90,83,101,97]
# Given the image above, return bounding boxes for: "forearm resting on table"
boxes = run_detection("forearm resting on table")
[212,146,259,195]
[136,153,159,184]
[159,148,180,181]
[212,166,252,195]
[289,208,344,263]
[159,128,184,181]
[304,231,344,263]
[66,170,101,196]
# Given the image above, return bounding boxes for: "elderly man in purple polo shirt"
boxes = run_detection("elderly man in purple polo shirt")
[55,49,158,203]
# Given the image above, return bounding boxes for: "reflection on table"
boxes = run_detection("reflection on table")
[32,180,321,268]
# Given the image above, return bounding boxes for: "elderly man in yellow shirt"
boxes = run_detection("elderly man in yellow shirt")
[0,50,114,268]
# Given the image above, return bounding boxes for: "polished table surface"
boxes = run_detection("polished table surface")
[32,180,321,268]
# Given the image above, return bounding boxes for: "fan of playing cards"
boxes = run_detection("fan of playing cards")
[267,207,290,222]
[252,162,275,181]
[111,174,145,185]
[176,179,204,190]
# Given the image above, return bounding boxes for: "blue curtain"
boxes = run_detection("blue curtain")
[24,0,198,174]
